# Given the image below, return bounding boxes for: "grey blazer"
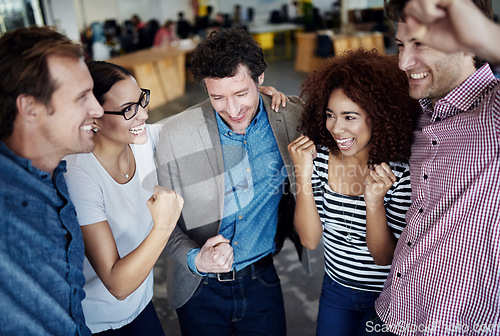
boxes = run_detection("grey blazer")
[155,94,310,309]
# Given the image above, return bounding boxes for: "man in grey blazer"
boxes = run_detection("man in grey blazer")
[155,27,309,335]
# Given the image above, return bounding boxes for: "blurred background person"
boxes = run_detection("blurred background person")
[176,12,192,39]
[154,20,178,47]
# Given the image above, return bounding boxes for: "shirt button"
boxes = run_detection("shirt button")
[432,140,437,146]
[247,168,251,173]
[244,141,247,144]
[238,215,242,219]
[419,208,423,213]
[435,117,441,122]
[423,174,428,180]
[396,272,402,278]
[234,241,238,245]
[407,241,412,247]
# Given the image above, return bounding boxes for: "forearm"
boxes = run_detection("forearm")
[365,203,397,266]
[164,218,200,267]
[475,20,500,65]
[294,177,323,250]
[104,228,171,300]
[450,0,500,65]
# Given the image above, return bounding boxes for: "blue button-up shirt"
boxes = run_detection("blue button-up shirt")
[0,141,90,336]
[187,97,286,273]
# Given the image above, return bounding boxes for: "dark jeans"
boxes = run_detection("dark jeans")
[93,301,164,336]
[316,274,380,336]
[362,309,397,336]
[176,263,286,336]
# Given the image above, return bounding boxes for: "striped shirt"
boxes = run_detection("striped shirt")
[376,64,500,335]
[312,147,412,292]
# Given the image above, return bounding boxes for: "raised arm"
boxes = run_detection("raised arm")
[82,186,183,300]
[155,120,234,275]
[287,135,323,250]
[364,163,398,265]
[403,0,500,64]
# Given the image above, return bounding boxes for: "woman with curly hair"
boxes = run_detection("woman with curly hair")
[288,49,420,335]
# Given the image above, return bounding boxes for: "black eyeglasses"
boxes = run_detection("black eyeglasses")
[104,88,150,120]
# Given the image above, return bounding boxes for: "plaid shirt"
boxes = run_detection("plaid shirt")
[376,64,500,335]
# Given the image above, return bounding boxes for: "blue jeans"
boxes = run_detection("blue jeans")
[362,309,397,336]
[176,263,286,336]
[316,274,380,336]
[93,301,164,336]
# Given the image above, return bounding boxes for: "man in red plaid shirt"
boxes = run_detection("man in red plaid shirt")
[365,0,500,335]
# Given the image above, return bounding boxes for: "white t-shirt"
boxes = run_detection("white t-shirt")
[64,124,161,333]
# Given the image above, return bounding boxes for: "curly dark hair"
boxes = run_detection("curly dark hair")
[0,26,83,140]
[191,27,267,84]
[384,0,493,69]
[300,49,420,164]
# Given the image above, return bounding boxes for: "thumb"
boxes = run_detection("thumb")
[215,234,230,244]
[176,193,184,208]
[147,193,157,207]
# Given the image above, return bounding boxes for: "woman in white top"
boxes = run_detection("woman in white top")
[64,60,288,335]
[288,49,420,336]
[64,61,183,335]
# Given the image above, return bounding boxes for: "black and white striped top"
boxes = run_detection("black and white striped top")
[312,147,412,292]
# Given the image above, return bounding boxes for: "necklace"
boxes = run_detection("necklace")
[342,197,360,243]
[92,146,130,179]
[339,154,360,243]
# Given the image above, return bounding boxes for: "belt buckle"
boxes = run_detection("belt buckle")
[217,269,235,282]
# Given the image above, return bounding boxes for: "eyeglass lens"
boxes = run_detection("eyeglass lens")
[124,90,150,120]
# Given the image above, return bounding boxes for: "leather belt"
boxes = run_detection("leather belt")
[208,254,273,282]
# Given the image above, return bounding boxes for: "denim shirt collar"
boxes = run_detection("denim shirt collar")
[0,140,67,182]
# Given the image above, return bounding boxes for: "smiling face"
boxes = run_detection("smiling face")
[40,55,103,157]
[204,65,264,135]
[395,21,476,104]
[326,88,371,159]
[96,76,149,145]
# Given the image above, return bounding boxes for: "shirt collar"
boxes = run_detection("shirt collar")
[419,64,496,120]
[216,96,266,137]
[0,140,66,180]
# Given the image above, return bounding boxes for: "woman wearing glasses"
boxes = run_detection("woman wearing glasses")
[64,61,182,335]
[64,60,288,335]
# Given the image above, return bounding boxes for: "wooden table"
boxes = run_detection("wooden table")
[294,32,385,73]
[108,42,196,109]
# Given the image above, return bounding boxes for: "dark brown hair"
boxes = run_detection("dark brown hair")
[300,49,420,164]
[191,27,266,84]
[86,61,133,106]
[0,26,83,139]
